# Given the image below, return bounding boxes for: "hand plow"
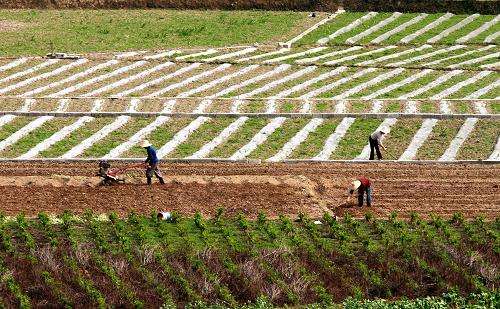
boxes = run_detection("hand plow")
[97,161,145,185]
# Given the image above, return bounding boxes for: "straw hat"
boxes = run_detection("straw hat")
[351,180,361,191]
[140,140,152,148]
[380,127,390,134]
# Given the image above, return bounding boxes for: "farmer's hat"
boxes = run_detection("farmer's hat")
[380,127,390,134]
[351,180,362,191]
[140,140,152,148]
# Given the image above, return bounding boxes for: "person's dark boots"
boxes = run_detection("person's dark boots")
[158,177,165,184]
[147,177,152,185]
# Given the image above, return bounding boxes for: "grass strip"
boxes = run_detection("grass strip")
[456,120,499,160]
[416,119,463,160]
[330,118,382,159]
[382,119,423,160]
[289,119,340,158]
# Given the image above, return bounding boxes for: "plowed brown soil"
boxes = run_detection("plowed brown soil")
[0,162,498,219]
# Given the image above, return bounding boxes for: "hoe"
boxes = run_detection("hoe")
[97,160,144,185]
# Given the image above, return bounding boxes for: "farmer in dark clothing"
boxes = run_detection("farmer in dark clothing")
[347,176,372,207]
[141,140,165,185]
[369,127,389,160]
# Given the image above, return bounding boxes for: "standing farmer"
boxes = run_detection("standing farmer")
[369,127,389,160]
[347,176,372,207]
[141,140,165,185]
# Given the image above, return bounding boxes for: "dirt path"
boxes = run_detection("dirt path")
[0,162,498,219]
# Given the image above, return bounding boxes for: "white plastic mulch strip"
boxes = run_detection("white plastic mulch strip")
[399,119,439,160]
[346,12,403,44]
[448,51,500,68]
[474,101,488,114]
[201,47,257,62]
[156,116,210,158]
[0,98,35,129]
[147,63,231,97]
[303,68,377,98]
[267,118,324,162]
[18,99,105,159]
[116,63,200,97]
[143,50,181,60]
[358,45,432,66]
[237,48,290,62]
[440,100,452,114]
[332,68,406,99]
[85,61,174,97]
[456,15,500,43]
[430,70,493,99]
[427,14,480,43]
[188,117,250,159]
[229,117,287,160]
[355,118,398,160]
[363,69,433,99]
[231,66,316,112]
[313,117,356,160]
[398,70,464,99]
[371,13,428,44]
[264,47,328,63]
[0,58,27,73]
[286,11,343,46]
[49,61,147,97]
[60,99,140,158]
[386,45,466,67]
[0,59,59,84]
[400,13,454,43]
[0,99,68,153]
[21,60,119,97]
[488,137,500,161]
[480,61,500,69]
[324,45,397,66]
[318,12,378,45]
[484,30,500,43]
[175,49,217,60]
[424,45,495,67]
[404,100,418,113]
[439,118,478,161]
[296,46,363,64]
[464,79,500,99]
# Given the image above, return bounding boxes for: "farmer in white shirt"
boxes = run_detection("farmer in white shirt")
[369,127,389,160]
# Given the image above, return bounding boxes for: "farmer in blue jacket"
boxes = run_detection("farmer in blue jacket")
[141,140,165,185]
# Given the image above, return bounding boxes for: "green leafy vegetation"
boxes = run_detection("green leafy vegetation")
[330,119,382,159]
[457,120,499,160]
[416,119,463,160]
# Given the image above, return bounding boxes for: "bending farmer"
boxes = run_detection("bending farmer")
[369,127,389,160]
[347,177,372,207]
[141,140,165,185]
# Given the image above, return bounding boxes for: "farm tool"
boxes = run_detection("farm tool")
[97,161,145,185]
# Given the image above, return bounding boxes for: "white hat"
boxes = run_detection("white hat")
[380,127,390,134]
[351,180,361,191]
[140,140,152,148]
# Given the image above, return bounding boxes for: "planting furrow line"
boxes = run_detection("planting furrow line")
[236,48,290,63]
[400,13,454,43]
[201,47,257,62]
[0,59,88,95]
[424,45,495,67]
[345,12,403,44]
[85,61,174,97]
[357,45,432,66]
[331,68,406,99]
[60,99,140,158]
[231,65,315,112]
[266,66,348,112]
[484,30,500,43]
[286,10,343,46]
[448,51,500,68]
[0,98,35,129]
[427,14,480,43]
[355,117,398,160]
[0,58,27,73]
[398,70,464,99]
[0,59,59,84]
[295,46,363,64]
[147,64,231,97]
[21,60,119,97]
[399,119,439,160]
[264,47,328,63]
[104,65,260,158]
[115,63,200,97]
[0,99,68,153]
[175,49,217,60]
[430,70,493,99]
[456,15,500,43]
[363,69,433,99]
[386,45,466,67]
[317,12,377,45]
[49,60,147,97]
[324,45,397,66]
[371,13,428,44]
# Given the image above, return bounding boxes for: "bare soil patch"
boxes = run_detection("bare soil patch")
[0,20,26,32]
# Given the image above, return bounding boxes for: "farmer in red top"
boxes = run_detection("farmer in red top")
[347,176,372,207]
